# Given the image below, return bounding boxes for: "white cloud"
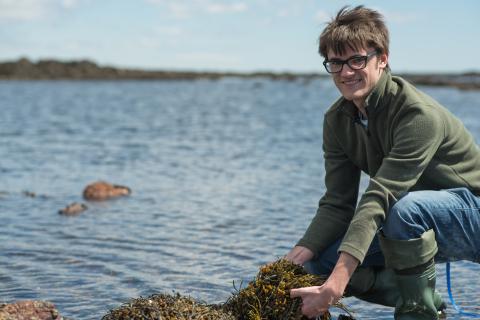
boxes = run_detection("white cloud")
[0,0,50,21]
[205,2,247,14]
[0,0,84,22]
[155,26,183,36]
[383,11,417,23]
[274,3,303,18]
[146,0,248,18]
[61,0,78,9]
[276,9,289,18]
[367,6,417,24]
[167,3,191,19]
[314,10,330,24]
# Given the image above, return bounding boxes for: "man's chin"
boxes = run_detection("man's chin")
[339,92,357,101]
[339,89,366,102]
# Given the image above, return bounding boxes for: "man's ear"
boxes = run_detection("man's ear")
[378,53,388,69]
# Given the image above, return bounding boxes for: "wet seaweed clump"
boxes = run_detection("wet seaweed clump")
[102,259,353,319]
[101,293,235,320]
[224,258,350,320]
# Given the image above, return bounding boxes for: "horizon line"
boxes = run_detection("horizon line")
[1,56,479,76]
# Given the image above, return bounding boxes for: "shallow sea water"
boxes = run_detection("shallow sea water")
[1,78,479,319]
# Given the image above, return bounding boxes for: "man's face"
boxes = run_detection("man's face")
[326,46,388,109]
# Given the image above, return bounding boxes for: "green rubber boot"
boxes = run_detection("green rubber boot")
[346,267,399,307]
[378,229,446,320]
[347,266,445,310]
[395,259,443,320]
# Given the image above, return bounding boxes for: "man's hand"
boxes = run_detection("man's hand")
[284,246,314,266]
[290,252,359,318]
[290,283,341,318]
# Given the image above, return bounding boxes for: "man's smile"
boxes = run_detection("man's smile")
[342,78,362,85]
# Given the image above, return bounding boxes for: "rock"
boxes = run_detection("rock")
[83,181,131,201]
[22,191,49,199]
[22,191,36,198]
[58,202,88,215]
[0,300,63,320]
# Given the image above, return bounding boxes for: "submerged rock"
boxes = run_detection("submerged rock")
[58,202,88,215]
[83,181,131,201]
[22,190,49,199]
[0,300,63,320]
[22,191,36,198]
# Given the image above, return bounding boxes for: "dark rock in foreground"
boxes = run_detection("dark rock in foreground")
[0,301,64,320]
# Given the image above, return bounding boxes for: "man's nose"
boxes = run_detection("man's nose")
[340,63,355,76]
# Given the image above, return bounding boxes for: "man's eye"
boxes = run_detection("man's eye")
[350,57,365,64]
[330,60,343,65]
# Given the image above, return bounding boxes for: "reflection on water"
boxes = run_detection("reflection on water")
[0,79,479,319]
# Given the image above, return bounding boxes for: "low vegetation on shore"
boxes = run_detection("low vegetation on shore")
[1,58,479,90]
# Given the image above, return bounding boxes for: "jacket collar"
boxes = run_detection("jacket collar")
[364,69,391,115]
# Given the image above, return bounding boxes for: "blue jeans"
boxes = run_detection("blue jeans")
[305,187,480,275]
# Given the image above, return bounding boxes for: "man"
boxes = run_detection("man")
[287,6,480,320]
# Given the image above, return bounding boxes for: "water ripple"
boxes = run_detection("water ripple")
[1,80,479,319]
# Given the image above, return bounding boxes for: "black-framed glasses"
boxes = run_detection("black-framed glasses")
[323,51,378,74]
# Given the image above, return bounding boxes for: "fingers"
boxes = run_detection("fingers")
[290,288,300,298]
[290,286,329,318]
[290,287,310,298]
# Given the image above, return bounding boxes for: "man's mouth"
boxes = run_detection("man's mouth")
[342,78,362,85]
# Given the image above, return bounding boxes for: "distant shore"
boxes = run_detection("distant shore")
[1,58,479,90]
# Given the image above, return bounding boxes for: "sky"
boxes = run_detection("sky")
[1,0,479,74]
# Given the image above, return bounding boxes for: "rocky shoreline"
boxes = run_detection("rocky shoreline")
[0,58,306,81]
[1,58,479,90]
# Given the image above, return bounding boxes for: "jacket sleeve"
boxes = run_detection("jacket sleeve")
[297,115,361,256]
[339,104,445,263]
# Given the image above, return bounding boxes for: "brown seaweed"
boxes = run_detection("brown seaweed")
[102,259,353,320]
[101,293,234,320]
[224,259,350,320]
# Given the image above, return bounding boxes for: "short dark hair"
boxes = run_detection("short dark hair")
[319,6,389,59]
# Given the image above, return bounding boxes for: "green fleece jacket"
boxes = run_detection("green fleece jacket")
[297,70,480,263]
